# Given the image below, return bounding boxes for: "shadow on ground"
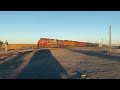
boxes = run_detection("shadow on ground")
[67,48,120,62]
[17,49,70,79]
[0,52,27,69]
[0,52,30,79]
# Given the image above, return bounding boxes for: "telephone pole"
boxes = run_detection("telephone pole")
[109,25,112,52]
[102,38,103,47]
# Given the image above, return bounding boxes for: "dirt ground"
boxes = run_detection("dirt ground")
[0,47,120,79]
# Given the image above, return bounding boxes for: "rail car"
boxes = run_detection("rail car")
[77,42,87,47]
[86,43,99,47]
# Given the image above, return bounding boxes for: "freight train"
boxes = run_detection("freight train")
[37,38,99,48]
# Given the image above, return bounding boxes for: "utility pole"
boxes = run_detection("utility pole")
[109,25,112,52]
[102,38,103,47]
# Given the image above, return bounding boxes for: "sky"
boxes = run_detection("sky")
[0,11,120,45]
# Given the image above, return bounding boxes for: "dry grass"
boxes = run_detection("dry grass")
[1,44,37,50]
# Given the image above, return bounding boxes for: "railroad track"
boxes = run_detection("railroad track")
[0,50,35,60]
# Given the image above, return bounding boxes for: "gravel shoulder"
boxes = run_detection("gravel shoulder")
[0,47,120,79]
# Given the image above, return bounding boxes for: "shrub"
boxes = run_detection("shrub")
[0,40,3,46]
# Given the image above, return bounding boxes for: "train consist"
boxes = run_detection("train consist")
[37,38,99,48]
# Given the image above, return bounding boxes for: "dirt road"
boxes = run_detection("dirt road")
[0,48,120,79]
